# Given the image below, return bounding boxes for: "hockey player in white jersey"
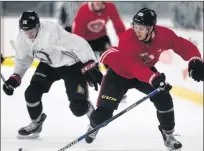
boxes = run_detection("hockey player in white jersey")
[2,10,103,139]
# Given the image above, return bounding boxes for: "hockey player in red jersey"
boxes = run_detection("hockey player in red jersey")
[72,1,125,61]
[86,8,204,150]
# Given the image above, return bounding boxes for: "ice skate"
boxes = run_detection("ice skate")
[85,125,99,144]
[17,113,47,139]
[85,101,99,144]
[159,125,182,151]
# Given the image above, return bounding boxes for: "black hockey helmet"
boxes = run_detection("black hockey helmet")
[133,8,157,26]
[19,10,40,30]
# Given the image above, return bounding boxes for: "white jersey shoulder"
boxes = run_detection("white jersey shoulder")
[14,20,97,78]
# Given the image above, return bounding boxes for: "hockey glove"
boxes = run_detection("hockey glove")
[81,60,103,91]
[3,74,21,96]
[188,58,204,82]
[151,73,172,92]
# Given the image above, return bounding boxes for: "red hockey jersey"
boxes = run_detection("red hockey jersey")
[100,25,202,84]
[72,2,125,41]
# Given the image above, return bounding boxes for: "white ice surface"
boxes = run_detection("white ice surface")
[1,67,203,151]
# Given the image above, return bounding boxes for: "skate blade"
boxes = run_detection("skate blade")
[17,133,40,139]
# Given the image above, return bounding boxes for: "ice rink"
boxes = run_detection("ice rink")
[1,66,203,151]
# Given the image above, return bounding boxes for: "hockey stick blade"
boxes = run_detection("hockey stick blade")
[57,88,161,151]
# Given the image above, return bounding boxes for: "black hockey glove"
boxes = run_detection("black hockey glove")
[3,74,21,96]
[188,58,204,82]
[151,73,172,92]
[81,60,103,91]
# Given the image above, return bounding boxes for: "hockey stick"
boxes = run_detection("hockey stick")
[4,56,14,59]
[9,40,16,51]
[0,72,6,83]
[0,40,15,62]
[0,73,14,91]
[57,88,161,151]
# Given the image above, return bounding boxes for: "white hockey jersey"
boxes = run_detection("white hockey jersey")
[13,21,97,78]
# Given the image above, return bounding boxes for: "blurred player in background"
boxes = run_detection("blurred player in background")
[86,7,204,151]
[172,2,202,30]
[56,1,84,32]
[2,10,103,139]
[72,1,126,68]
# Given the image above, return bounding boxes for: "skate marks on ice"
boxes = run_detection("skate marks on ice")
[20,149,165,151]
[3,147,91,151]
[10,149,164,151]
[87,149,163,151]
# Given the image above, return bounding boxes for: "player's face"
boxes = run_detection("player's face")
[92,2,104,11]
[133,24,149,41]
[23,27,38,39]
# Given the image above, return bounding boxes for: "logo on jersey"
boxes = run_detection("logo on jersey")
[139,52,155,66]
[33,49,52,65]
[87,19,106,33]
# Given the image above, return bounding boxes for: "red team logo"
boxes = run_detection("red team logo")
[139,52,155,66]
[87,19,106,33]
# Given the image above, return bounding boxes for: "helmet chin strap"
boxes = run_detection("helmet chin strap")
[32,24,40,39]
[34,24,40,37]
[143,27,154,43]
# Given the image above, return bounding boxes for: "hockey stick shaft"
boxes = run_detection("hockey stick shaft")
[0,72,6,83]
[4,56,14,59]
[57,88,161,151]
[9,40,16,51]
[0,73,14,91]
